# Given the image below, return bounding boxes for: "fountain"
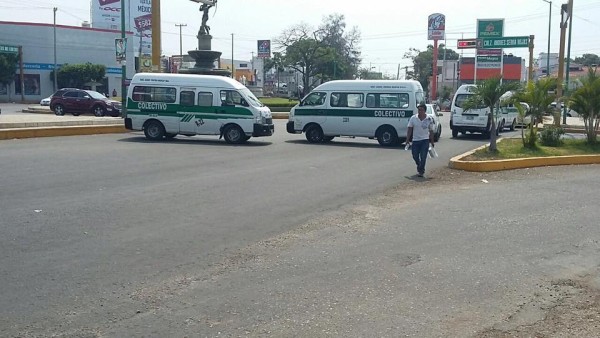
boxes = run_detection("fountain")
[179,0,231,76]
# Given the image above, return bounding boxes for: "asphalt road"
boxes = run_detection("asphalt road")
[2,120,598,336]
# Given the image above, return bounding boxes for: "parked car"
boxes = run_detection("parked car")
[426,103,443,142]
[50,89,121,117]
[40,96,52,106]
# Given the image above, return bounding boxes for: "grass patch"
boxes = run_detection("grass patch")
[465,138,600,161]
[259,97,299,106]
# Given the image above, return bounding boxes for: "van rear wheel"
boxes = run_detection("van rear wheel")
[305,124,324,143]
[377,126,399,147]
[144,120,165,141]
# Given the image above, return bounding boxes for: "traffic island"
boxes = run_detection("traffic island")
[449,140,600,172]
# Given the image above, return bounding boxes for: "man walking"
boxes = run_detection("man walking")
[406,103,435,177]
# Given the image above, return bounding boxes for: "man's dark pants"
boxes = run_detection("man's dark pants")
[411,139,429,174]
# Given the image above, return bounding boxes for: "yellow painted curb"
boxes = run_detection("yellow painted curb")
[449,139,600,172]
[0,125,128,140]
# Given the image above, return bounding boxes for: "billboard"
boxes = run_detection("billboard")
[427,13,445,40]
[91,0,152,56]
[257,40,271,58]
[476,19,504,70]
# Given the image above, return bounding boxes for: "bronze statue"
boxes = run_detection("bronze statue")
[198,0,217,36]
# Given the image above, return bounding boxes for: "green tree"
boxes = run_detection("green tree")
[573,53,600,67]
[462,77,521,152]
[50,63,106,89]
[264,52,286,92]
[513,77,557,148]
[404,44,459,97]
[568,68,600,144]
[276,14,361,92]
[315,14,361,81]
[0,53,18,99]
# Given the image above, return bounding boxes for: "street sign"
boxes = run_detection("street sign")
[0,45,19,54]
[480,36,530,49]
[457,39,477,49]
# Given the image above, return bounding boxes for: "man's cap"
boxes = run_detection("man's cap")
[417,102,427,109]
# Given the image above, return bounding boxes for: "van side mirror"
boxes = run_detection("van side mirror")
[241,99,249,107]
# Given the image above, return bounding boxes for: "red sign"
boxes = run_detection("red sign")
[134,14,152,32]
[98,0,119,5]
[457,39,477,49]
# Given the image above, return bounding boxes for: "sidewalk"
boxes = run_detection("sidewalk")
[0,103,127,140]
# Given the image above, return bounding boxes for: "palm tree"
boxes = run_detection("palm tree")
[514,77,557,148]
[462,77,521,152]
[568,68,600,144]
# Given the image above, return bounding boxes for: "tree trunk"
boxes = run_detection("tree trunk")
[489,108,498,151]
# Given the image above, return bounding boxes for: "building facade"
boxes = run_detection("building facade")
[459,55,524,84]
[0,21,134,103]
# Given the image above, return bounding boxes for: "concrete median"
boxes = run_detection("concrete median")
[0,124,129,140]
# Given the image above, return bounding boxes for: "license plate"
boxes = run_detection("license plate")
[466,116,474,120]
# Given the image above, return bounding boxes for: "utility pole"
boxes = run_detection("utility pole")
[53,7,57,92]
[151,0,161,72]
[120,0,126,112]
[231,33,235,79]
[175,23,187,60]
[528,35,535,83]
[556,2,570,126]
[563,0,574,125]
[542,0,552,77]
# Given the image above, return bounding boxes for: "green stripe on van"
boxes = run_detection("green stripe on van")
[295,108,414,118]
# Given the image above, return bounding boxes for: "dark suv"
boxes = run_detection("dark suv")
[50,89,121,117]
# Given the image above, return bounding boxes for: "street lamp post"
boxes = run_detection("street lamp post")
[542,0,552,77]
[53,7,57,91]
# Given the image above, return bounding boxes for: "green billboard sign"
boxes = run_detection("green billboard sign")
[477,19,504,38]
[481,36,530,49]
[0,45,19,54]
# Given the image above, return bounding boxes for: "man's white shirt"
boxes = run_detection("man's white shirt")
[407,115,435,141]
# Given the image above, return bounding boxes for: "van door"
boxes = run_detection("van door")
[294,91,327,131]
[324,92,365,136]
[179,88,198,134]
[195,89,218,135]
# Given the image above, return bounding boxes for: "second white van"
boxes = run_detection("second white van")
[286,80,425,146]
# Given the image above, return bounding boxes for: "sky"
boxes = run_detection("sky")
[1,0,599,76]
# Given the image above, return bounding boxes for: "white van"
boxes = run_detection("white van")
[450,84,493,138]
[286,80,425,146]
[124,73,274,143]
[498,91,519,131]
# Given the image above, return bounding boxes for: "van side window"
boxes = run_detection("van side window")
[220,90,243,106]
[198,92,213,107]
[300,92,326,106]
[330,92,364,108]
[366,93,409,108]
[180,91,195,106]
[131,86,176,103]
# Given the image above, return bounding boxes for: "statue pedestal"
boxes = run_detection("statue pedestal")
[179,34,231,77]
[198,34,212,50]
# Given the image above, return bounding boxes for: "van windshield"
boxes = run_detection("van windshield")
[240,88,264,107]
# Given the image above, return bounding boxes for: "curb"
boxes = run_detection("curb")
[0,125,128,140]
[449,139,600,172]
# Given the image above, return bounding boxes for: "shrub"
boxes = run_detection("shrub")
[539,126,565,147]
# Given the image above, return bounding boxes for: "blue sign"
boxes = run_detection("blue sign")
[23,63,122,75]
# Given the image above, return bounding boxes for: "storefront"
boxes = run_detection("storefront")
[0,21,134,103]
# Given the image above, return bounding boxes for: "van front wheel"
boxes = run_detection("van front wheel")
[223,124,245,144]
[377,126,398,147]
[305,124,324,143]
